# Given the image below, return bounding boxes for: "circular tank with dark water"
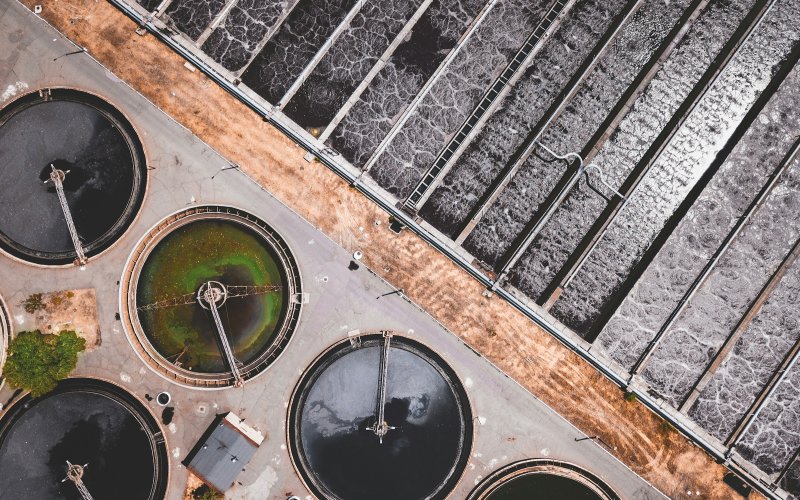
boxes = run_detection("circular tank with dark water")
[0,88,146,265]
[468,459,619,500]
[126,206,301,387]
[0,378,168,499]
[289,334,472,500]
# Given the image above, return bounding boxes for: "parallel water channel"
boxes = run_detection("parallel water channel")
[164,0,227,41]
[419,0,648,241]
[549,0,800,337]
[736,360,800,478]
[201,0,292,72]
[367,0,553,198]
[597,57,800,371]
[241,0,359,104]
[462,0,751,274]
[284,0,424,130]
[689,256,800,442]
[327,0,487,167]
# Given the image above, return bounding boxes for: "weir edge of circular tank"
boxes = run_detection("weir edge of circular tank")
[119,204,303,390]
[0,87,149,267]
[0,293,11,384]
[466,458,620,500]
[286,331,474,500]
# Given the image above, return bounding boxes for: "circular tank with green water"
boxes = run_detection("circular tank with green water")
[126,207,301,387]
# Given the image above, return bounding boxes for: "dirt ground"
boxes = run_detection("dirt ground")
[25,288,100,350]
[16,1,759,498]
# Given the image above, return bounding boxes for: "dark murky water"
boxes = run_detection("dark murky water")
[165,0,227,41]
[0,96,140,262]
[284,0,423,130]
[292,338,470,500]
[136,219,286,373]
[135,0,161,12]
[241,0,358,104]
[326,0,487,167]
[202,0,290,72]
[486,473,602,499]
[0,384,157,500]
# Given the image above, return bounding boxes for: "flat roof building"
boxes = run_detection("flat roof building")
[184,412,264,493]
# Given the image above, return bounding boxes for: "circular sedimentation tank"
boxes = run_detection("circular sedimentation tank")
[468,459,619,500]
[0,88,147,265]
[0,378,168,499]
[289,333,472,500]
[124,206,301,387]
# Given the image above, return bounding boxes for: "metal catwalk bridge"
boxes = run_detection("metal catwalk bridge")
[366,331,395,443]
[198,281,245,387]
[138,281,283,387]
[137,284,281,311]
[46,165,87,266]
[63,461,93,500]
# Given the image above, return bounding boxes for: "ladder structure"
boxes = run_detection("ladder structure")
[47,165,87,266]
[63,461,94,500]
[197,281,245,388]
[366,331,395,443]
[402,0,571,213]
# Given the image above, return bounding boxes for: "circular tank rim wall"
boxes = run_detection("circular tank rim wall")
[466,459,620,500]
[0,293,11,381]
[287,332,474,500]
[0,87,149,267]
[120,205,303,389]
[0,376,170,500]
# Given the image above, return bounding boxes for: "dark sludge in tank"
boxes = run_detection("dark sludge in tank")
[289,333,473,500]
[468,459,619,500]
[131,208,301,384]
[0,378,168,500]
[0,88,146,265]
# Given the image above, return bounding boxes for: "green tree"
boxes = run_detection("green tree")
[3,330,86,397]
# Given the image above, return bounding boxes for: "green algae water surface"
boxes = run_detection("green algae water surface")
[136,219,286,373]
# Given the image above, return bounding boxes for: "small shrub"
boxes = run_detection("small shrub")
[661,420,676,433]
[50,293,64,307]
[624,391,637,402]
[23,293,46,314]
[192,484,223,500]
